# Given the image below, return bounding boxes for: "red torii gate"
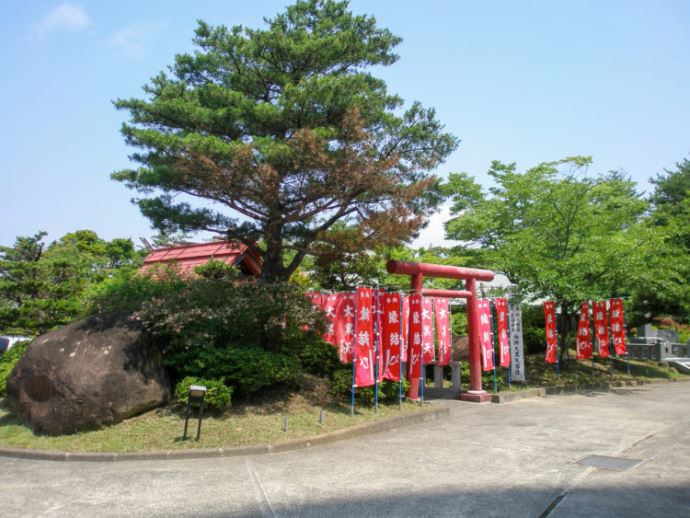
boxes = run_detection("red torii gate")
[386,260,495,403]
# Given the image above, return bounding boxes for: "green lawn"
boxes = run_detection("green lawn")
[0,397,422,453]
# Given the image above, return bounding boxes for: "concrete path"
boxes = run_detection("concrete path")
[1,383,689,517]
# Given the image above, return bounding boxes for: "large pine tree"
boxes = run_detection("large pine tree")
[113,0,457,281]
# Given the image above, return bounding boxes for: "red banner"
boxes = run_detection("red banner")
[334,292,356,363]
[381,292,403,381]
[593,300,610,358]
[494,298,510,367]
[434,298,452,366]
[421,297,435,363]
[401,295,410,362]
[609,298,627,355]
[407,294,423,380]
[479,299,494,371]
[320,293,338,346]
[576,301,593,359]
[544,301,558,364]
[354,287,375,387]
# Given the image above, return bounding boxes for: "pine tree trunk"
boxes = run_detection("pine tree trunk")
[261,221,287,282]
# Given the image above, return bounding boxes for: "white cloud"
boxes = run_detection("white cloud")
[106,22,168,58]
[30,3,92,41]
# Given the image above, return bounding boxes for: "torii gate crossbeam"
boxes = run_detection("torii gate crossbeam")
[386,260,495,403]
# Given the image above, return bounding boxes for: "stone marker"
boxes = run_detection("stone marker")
[6,312,170,435]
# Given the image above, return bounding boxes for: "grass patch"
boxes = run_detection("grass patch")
[425,355,689,393]
[0,378,423,453]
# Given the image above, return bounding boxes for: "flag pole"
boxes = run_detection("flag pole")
[374,287,380,416]
[421,297,425,404]
[556,340,560,381]
[491,300,497,393]
[399,292,403,411]
[590,300,595,378]
[420,355,425,404]
[351,290,358,417]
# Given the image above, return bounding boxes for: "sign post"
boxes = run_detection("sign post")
[508,302,526,383]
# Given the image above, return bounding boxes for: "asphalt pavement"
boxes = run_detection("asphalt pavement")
[1,382,689,517]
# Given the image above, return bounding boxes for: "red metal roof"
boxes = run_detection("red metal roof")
[141,241,262,277]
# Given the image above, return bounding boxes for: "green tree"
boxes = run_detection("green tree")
[113,0,457,282]
[632,158,690,322]
[0,230,141,334]
[0,232,47,333]
[442,157,655,356]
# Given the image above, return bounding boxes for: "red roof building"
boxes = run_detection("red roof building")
[140,241,262,277]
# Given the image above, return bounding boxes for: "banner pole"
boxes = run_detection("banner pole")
[491,300,497,393]
[420,355,425,404]
[351,355,356,416]
[589,300,595,378]
[351,291,358,417]
[556,341,560,380]
[374,288,380,416]
[399,293,403,411]
[421,299,425,406]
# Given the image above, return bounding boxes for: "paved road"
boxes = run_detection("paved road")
[1,383,689,517]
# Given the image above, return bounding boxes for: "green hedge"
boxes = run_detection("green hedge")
[174,376,232,413]
[0,341,30,397]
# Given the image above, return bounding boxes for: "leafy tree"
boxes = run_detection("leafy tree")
[113,0,457,282]
[632,158,690,322]
[650,158,690,215]
[0,230,141,334]
[442,157,656,356]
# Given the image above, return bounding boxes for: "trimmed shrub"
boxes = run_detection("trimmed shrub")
[298,339,341,378]
[90,261,327,399]
[331,368,353,398]
[174,376,232,413]
[86,266,185,315]
[173,346,303,398]
[0,341,30,397]
[133,269,323,397]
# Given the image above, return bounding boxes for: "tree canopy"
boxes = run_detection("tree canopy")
[0,230,140,335]
[441,157,667,353]
[113,0,457,281]
[633,157,690,320]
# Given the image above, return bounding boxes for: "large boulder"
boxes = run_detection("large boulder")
[6,312,170,435]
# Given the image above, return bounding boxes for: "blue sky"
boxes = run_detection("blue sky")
[2,0,689,248]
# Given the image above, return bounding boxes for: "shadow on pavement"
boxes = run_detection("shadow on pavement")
[223,482,690,518]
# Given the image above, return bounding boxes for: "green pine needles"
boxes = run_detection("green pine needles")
[113,0,457,281]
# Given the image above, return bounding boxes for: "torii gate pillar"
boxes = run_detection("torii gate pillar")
[386,260,494,403]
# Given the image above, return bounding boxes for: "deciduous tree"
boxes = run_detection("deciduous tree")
[442,157,655,355]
